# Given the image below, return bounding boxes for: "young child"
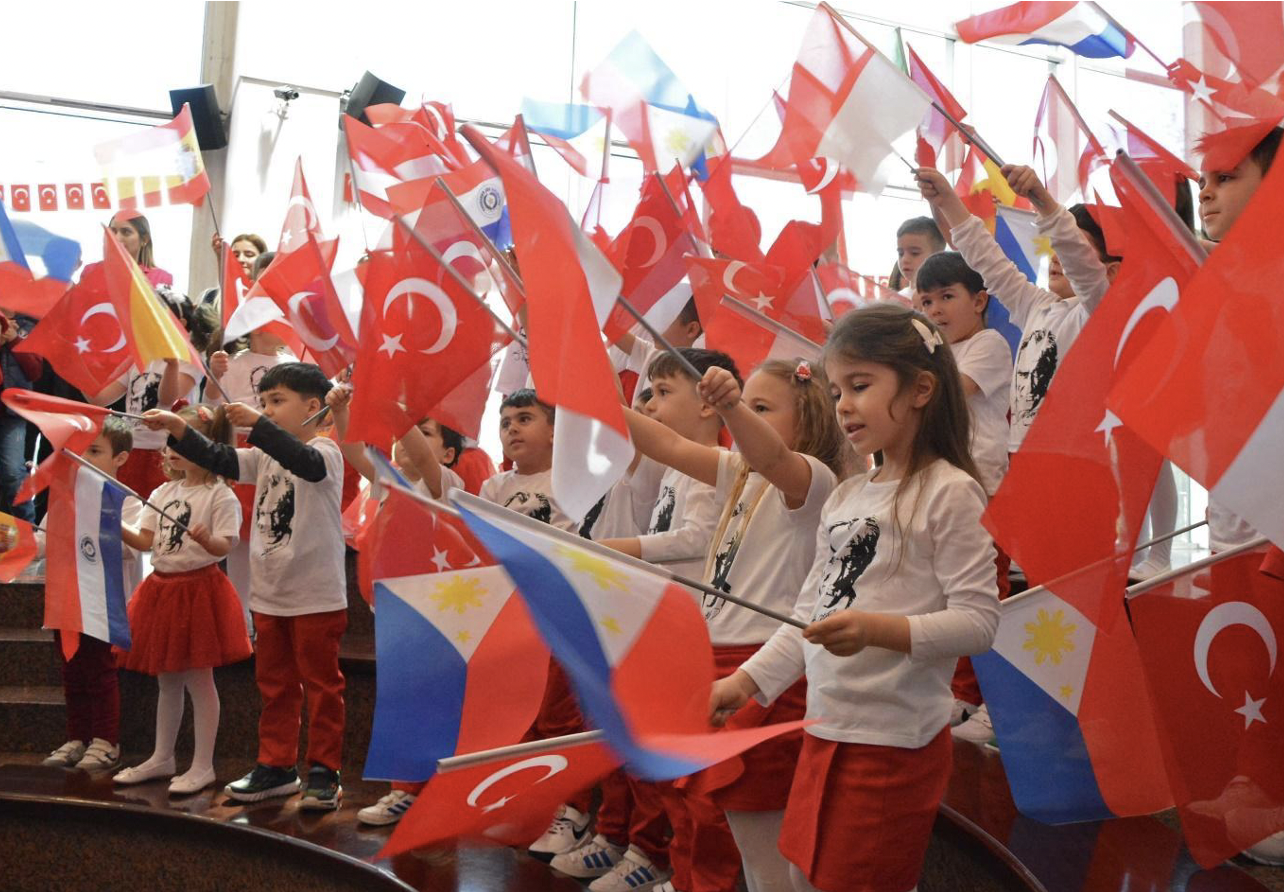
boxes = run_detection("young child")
[143,362,348,811]
[609,297,704,400]
[710,305,1000,892]
[114,405,250,795]
[39,420,143,771]
[480,389,577,532]
[892,216,946,296]
[206,330,298,408]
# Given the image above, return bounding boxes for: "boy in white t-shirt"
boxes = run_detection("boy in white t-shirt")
[144,362,348,812]
[479,389,577,533]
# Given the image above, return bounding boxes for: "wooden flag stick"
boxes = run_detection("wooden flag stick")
[61,448,194,536]
[717,296,824,358]
[931,100,1006,169]
[614,296,703,382]
[437,730,606,773]
[105,408,149,422]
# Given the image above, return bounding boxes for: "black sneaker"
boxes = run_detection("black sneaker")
[223,764,301,802]
[298,766,342,811]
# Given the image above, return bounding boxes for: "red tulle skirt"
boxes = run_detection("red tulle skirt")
[121,563,251,675]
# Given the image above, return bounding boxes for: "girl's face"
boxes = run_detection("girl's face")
[109,218,144,262]
[824,355,929,462]
[742,371,800,451]
[161,445,202,479]
[231,239,261,277]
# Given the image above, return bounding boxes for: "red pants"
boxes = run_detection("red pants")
[626,778,681,873]
[54,632,118,745]
[253,609,347,771]
[117,449,168,502]
[951,545,1012,706]
[523,659,590,813]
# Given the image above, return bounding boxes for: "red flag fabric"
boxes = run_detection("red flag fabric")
[343,117,453,219]
[220,244,251,330]
[464,125,631,523]
[1034,75,1108,204]
[382,739,620,854]
[252,236,357,378]
[10,186,30,212]
[1167,58,1284,172]
[0,511,38,583]
[906,43,968,171]
[278,159,324,255]
[90,182,110,210]
[1130,549,1284,867]
[985,159,1203,630]
[2,389,106,454]
[1182,2,1284,91]
[698,160,765,261]
[64,184,85,210]
[1108,150,1284,551]
[815,262,909,315]
[37,185,57,212]
[17,281,133,397]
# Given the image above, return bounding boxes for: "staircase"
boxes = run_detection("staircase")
[0,552,377,776]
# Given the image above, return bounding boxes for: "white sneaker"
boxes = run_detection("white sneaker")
[1128,558,1170,582]
[550,833,625,878]
[527,804,590,861]
[950,699,977,727]
[1245,830,1284,866]
[588,845,670,892]
[42,740,87,767]
[653,884,677,892]
[951,704,996,745]
[358,790,417,826]
[75,738,121,770]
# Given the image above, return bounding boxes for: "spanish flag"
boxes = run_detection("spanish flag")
[102,227,191,366]
[93,104,210,208]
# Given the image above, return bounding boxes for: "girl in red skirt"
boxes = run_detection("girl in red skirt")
[613,358,847,892]
[114,405,251,795]
[712,306,1001,892]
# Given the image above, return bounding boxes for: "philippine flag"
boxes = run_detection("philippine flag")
[971,586,1171,823]
[990,205,1045,355]
[44,457,131,658]
[454,492,810,781]
[955,2,1136,59]
[362,465,549,783]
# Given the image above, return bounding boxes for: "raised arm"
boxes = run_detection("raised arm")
[323,384,374,482]
[698,367,814,508]
[158,359,196,409]
[622,406,720,488]
[145,410,241,480]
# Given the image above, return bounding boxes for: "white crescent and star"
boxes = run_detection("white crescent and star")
[722,260,747,295]
[1098,277,1180,445]
[285,291,340,352]
[465,754,569,814]
[77,303,127,354]
[806,158,840,194]
[1192,600,1277,729]
[383,277,458,356]
[825,287,863,309]
[629,216,666,268]
[39,186,56,202]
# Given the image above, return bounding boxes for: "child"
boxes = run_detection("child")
[480,389,577,532]
[893,216,946,296]
[114,405,250,794]
[39,419,143,771]
[710,305,1000,892]
[609,297,704,399]
[206,330,297,408]
[143,362,348,811]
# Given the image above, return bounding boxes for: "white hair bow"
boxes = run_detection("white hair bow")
[910,317,945,354]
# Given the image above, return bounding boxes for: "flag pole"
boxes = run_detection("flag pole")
[1086,1,1170,73]
[300,365,352,428]
[206,200,221,239]
[105,408,149,422]
[198,355,234,404]
[1001,519,1210,608]
[60,448,194,536]
[344,147,372,254]
[437,730,607,773]
[1113,151,1207,262]
[932,101,1006,169]
[514,113,539,178]
[452,489,809,630]
[614,296,704,382]
[1126,535,1272,600]
[431,178,527,292]
[389,212,527,348]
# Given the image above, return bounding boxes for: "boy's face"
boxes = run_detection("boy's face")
[1199,158,1264,240]
[499,404,554,470]
[646,373,713,440]
[83,434,128,478]
[897,233,938,289]
[259,386,321,437]
[660,316,701,349]
[915,283,987,344]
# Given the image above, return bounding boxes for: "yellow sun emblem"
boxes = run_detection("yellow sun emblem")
[555,546,627,592]
[664,128,693,158]
[1023,608,1076,666]
[1032,234,1055,259]
[599,616,623,635]
[430,576,487,614]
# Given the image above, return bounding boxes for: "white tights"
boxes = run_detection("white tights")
[137,668,220,781]
[787,865,916,892]
[725,810,792,892]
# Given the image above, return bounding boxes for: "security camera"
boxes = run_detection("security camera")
[274,86,299,102]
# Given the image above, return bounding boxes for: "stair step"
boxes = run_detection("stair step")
[0,583,44,630]
[0,628,60,686]
[0,684,66,755]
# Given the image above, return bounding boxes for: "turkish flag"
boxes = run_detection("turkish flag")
[816,262,908,315]
[1034,75,1108,204]
[16,280,132,397]
[10,186,30,212]
[37,185,57,211]
[1,389,107,454]
[381,740,620,855]
[1183,1,1284,90]
[986,158,1202,631]
[1130,549,1284,867]
[277,158,324,255]
[220,245,251,329]
[64,184,85,210]
[0,511,38,583]
[906,42,968,171]
[698,159,765,262]
[252,235,356,378]
[90,182,111,210]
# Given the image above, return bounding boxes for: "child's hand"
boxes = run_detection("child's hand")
[223,402,261,429]
[698,367,742,411]
[913,167,952,203]
[142,409,186,436]
[1001,164,1056,214]
[709,670,759,727]
[187,522,213,551]
[325,383,352,413]
[803,610,871,657]
[209,350,230,379]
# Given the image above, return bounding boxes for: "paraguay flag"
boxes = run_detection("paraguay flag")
[453,492,810,781]
[955,2,1135,59]
[971,585,1171,823]
[362,462,549,783]
[44,457,131,659]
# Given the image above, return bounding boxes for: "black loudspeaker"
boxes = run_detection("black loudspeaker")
[344,71,406,125]
[169,85,227,150]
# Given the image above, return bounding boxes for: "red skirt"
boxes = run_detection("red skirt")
[780,728,952,892]
[685,643,806,811]
[122,563,252,675]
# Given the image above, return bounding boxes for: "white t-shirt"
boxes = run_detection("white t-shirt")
[740,461,1000,748]
[414,465,465,502]
[141,479,241,573]
[637,464,722,580]
[236,435,346,616]
[607,333,707,397]
[951,329,1012,495]
[479,467,578,533]
[118,360,202,450]
[207,349,297,408]
[703,451,837,645]
[578,455,666,542]
[951,207,1109,453]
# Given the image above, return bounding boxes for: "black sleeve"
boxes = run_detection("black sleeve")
[168,427,241,480]
[246,415,329,483]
